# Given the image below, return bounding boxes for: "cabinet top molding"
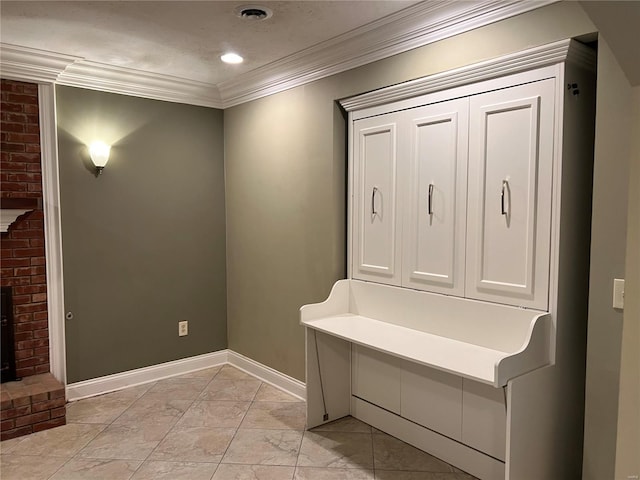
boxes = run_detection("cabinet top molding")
[339,39,595,112]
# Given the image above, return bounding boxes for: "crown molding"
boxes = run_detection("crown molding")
[218,0,558,107]
[58,61,223,109]
[339,39,596,112]
[2,0,558,109]
[0,44,80,83]
[0,43,222,108]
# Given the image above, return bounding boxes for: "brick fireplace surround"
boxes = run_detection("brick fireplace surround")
[1,78,66,440]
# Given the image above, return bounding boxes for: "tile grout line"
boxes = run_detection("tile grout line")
[213,367,304,477]
[371,424,377,479]
[123,405,160,480]
[76,380,161,477]
[65,367,221,479]
[64,422,109,467]
[104,381,157,426]
[292,413,306,480]
[214,372,260,471]
[69,386,136,463]
[140,365,224,473]
[44,455,78,480]
[138,366,227,477]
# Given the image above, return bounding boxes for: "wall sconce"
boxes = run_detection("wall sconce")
[89,141,111,176]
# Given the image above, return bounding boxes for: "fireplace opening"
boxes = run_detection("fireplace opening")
[1,286,17,383]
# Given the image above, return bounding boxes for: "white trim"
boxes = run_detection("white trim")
[340,39,596,112]
[217,0,558,107]
[348,65,559,121]
[2,1,558,108]
[0,44,79,83]
[39,84,67,384]
[0,44,222,109]
[66,350,229,401]
[57,60,223,109]
[65,350,307,402]
[227,350,306,401]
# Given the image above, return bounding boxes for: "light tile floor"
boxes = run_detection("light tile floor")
[0,365,478,479]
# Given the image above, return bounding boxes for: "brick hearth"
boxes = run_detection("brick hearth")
[1,373,65,441]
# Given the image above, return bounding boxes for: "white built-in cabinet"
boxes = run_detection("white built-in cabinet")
[403,99,469,295]
[353,98,468,295]
[353,80,554,309]
[352,119,401,284]
[302,39,596,480]
[465,80,554,310]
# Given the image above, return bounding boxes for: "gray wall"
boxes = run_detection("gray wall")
[224,87,347,381]
[582,38,632,480]
[224,3,634,479]
[56,86,227,383]
[615,85,639,480]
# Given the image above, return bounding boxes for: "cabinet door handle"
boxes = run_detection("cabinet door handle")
[501,180,509,216]
[428,183,434,215]
[371,186,378,216]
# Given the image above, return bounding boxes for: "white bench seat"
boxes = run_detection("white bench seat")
[301,279,551,387]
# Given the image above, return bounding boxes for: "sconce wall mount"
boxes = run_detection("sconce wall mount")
[89,141,111,176]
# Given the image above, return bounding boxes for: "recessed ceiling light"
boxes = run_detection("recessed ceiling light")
[221,53,244,64]
[234,5,273,21]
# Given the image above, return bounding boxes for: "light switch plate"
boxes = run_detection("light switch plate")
[613,279,625,309]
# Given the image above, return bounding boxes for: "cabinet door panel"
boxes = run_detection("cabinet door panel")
[402,99,468,295]
[352,344,401,414]
[352,116,401,285]
[462,379,506,461]
[466,79,554,310]
[401,361,462,440]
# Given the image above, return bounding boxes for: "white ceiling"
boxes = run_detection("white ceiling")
[0,1,418,86]
[2,0,566,107]
[5,1,637,107]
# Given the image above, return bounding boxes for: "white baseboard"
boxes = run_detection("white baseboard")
[66,350,228,401]
[66,349,306,402]
[227,350,306,401]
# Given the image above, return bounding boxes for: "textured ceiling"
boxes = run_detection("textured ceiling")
[0,1,418,85]
[3,1,638,105]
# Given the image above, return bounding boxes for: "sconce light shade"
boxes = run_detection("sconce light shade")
[89,141,111,175]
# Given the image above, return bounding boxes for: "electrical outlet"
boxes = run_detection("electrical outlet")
[178,320,188,337]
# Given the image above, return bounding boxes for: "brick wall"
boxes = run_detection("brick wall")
[1,78,49,378]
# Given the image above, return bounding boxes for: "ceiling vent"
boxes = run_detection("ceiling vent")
[235,5,273,21]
